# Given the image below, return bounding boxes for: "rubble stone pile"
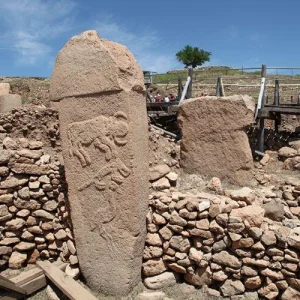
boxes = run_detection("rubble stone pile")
[0,107,60,150]
[143,166,300,299]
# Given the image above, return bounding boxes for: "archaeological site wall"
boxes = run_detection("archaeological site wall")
[0,107,78,276]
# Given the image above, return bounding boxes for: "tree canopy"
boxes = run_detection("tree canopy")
[176,45,211,68]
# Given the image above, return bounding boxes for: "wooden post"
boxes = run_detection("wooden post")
[186,67,193,99]
[274,79,280,106]
[257,64,267,153]
[298,93,300,105]
[291,95,294,103]
[216,76,220,96]
[178,77,182,100]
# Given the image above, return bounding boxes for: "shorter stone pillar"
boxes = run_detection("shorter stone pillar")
[0,83,10,96]
[178,95,254,183]
[0,95,22,113]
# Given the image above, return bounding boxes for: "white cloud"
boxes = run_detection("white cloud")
[0,0,75,65]
[95,18,180,73]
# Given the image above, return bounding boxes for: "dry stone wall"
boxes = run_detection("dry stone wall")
[0,108,77,273]
[144,169,300,299]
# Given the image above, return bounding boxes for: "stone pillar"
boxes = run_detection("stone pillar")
[178,95,254,184]
[50,31,149,295]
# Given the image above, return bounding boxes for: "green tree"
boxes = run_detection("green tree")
[176,45,211,68]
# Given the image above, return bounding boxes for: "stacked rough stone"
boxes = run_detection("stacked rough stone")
[0,107,77,273]
[0,108,60,150]
[144,172,300,299]
[0,136,77,270]
[278,143,300,170]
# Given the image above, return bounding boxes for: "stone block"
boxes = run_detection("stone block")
[178,95,255,183]
[0,83,10,96]
[0,94,22,113]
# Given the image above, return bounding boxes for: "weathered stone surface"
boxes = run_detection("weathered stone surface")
[0,94,22,113]
[212,251,242,269]
[281,287,300,300]
[278,146,297,158]
[143,259,167,276]
[230,205,265,227]
[3,137,18,150]
[17,149,43,160]
[178,95,254,182]
[32,210,54,220]
[184,266,212,286]
[144,272,177,290]
[149,164,170,181]
[0,150,12,165]
[5,218,25,230]
[0,177,28,189]
[220,279,245,297]
[169,236,191,252]
[0,83,10,96]
[230,187,255,204]
[14,242,36,251]
[258,283,279,299]
[262,200,285,221]
[10,163,51,175]
[50,30,148,296]
[9,251,27,269]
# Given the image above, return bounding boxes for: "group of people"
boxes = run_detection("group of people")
[151,93,176,103]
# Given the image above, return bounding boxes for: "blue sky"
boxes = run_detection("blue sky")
[0,0,299,77]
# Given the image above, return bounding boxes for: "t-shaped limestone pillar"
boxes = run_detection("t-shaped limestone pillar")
[50,30,149,295]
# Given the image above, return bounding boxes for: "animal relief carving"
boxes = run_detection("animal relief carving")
[67,111,132,245]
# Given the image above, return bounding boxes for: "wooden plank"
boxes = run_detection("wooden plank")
[0,276,26,295]
[37,261,97,300]
[20,275,46,295]
[10,267,43,286]
[10,260,67,287]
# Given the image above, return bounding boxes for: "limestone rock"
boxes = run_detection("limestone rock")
[143,258,167,276]
[230,187,255,204]
[149,164,170,181]
[14,242,36,251]
[65,264,80,279]
[32,209,54,220]
[212,251,241,269]
[51,30,148,297]
[230,205,265,227]
[262,200,285,221]
[136,291,166,300]
[278,146,297,158]
[0,150,12,165]
[9,251,27,269]
[5,218,25,230]
[220,279,245,297]
[178,95,254,183]
[258,283,279,299]
[184,266,212,286]
[0,95,22,113]
[0,83,10,96]
[281,287,300,300]
[144,272,177,290]
[0,177,28,189]
[169,236,191,252]
[152,177,171,190]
